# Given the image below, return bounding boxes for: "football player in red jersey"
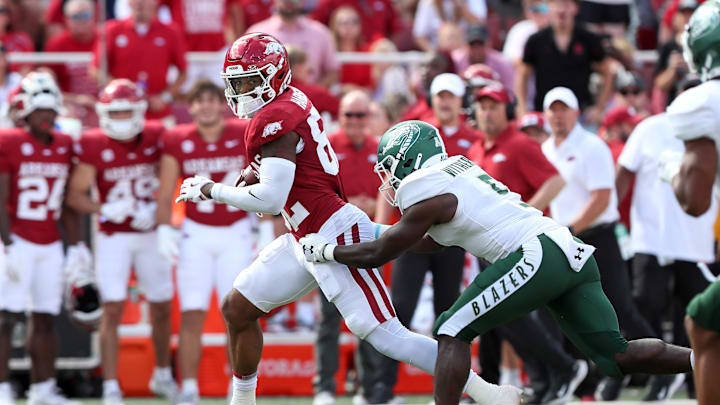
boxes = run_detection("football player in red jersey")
[175,33,512,405]
[156,80,252,405]
[65,79,176,405]
[0,72,83,405]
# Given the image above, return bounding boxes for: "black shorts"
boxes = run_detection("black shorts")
[577,1,630,25]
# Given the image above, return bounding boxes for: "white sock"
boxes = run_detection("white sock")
[0,381,10,390]
[154,366,172,380]
[690,350,695,370]
[231,373,257,405]
[464,372,503,403]
[103,379,120,394]
[499,367,521,386]
[31,379,54,394]
[182,378,198,394]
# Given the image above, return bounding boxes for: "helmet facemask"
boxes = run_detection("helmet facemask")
[222,61,291,118]
[375,155,403,206]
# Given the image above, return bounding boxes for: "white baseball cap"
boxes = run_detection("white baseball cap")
[543,86,579,110]
[430,73,466,97]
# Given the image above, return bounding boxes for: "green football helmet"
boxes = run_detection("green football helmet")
[374,120,447,206]
[683,0,720,81]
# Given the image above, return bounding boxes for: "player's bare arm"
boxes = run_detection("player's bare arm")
[674,137,717,216]
[66,162,101,214]
[331,193,457,269]
[156,153,181,225]
[0,172,11,246]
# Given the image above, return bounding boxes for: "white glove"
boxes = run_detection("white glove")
[157,224,181,264]
[299,233,336,263]
[100,198,136,223]
[130,201,157,231]
[4,242,24,283]
[658,150,683,183]
[175,175,214,203]
[64,242,93,281]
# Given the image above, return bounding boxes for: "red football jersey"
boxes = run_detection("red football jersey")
[162,120,249,226]
[0,129,74,244]
[76,123,164,234]
[245,87,346,238]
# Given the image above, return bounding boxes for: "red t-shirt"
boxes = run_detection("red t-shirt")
[161,120,249,226]
[423,117,480,158]
[93,18,188,119]
[340,44,373,88]
[238,0,274,29]
[245,87,346,238]
[311,0,404,43]
[329,131,380,199]
[291,78,340,118]
[468,125,558,203]
[161,0,231,51]
[45,30,98,95]
[0,129,74,244]
[76,123,164,234]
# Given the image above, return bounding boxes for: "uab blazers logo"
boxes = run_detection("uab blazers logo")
[382,123,421,158]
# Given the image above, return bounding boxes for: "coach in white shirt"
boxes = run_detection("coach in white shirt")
[541,87,655,339]
[616,84,717,359]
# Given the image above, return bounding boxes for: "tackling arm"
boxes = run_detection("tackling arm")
[331,194,457,268]
[673,138,717,216]
[195,131,300,214]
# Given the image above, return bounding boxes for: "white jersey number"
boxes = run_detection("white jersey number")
[196,171,242,213]
[281,201,310,232]
[106,177,158,202]
[17,177,66,221]
[307,106,339,176]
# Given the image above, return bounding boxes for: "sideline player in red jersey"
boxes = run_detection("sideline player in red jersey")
[66,79,176,405]
[0,72,83,405]
[175,33,520,405]
[156,80,252,405]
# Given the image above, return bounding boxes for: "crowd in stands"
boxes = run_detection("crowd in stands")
[1,0,718,403]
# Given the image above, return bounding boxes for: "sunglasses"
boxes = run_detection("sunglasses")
[619,88,642,96]
[68,11,93,21]
[530,3,549,13]
[344,112,368,118]
[338,18,360,25]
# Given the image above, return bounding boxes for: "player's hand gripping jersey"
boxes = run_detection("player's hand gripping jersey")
[244,86,346,238]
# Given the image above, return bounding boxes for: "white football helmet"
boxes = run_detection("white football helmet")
[15,71,63,118]
[95,79,148,140]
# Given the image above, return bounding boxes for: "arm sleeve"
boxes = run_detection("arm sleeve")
[210,157,295,214]
[582,140,616,191]
[517,138,559,189]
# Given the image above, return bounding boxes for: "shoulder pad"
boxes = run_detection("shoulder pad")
[667,84,720,143]
[396,169,452,213]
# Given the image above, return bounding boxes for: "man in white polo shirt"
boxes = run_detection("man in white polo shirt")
[541,89,658,393]
[615,80,717,401]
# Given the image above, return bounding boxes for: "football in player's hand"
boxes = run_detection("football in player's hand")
[235,166,259,187]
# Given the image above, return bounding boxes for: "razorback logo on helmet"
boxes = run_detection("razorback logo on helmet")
[262,121,283,138]
[264,41,284,56]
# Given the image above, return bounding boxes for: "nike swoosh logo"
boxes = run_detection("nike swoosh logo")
[248,190,261,200]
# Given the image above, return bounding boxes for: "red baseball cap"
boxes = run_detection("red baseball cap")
[519,112,546,130]
[475,84,511,103]
[602,106,635,128]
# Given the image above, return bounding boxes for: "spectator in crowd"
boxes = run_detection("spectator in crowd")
[452,25,514,89]
[44,0,99,128]
[372,73,478,405]
[467,84,582,405]
[311,0,405,45]
[600,105,639,156]
[367,100,392,138]
[412,0,486,51]
[235,0,274,34]
[44,0,106,41]
[502,0,549,66]
[0,0,33,73]
[0,43,20,115]
[576,0,631,38]
[516,0,612,125]
[314,90,384,405]
[613,70,650,117]
[616,81,716,402]
[90,0,187,125]
[540,87,671,401]
[286,45,339,119]
[654,0,696,107]
[248,0,338,87]
[329,6,372,92]
[369,38,410,104]
[461,63,501,111]
[401,50,454,122]
[518,111,549,143]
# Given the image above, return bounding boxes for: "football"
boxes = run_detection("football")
[235,165,259,187]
